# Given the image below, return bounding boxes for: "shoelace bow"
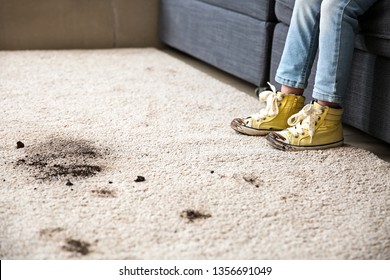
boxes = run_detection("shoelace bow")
[249,83,283,122]
[287,103,323,143]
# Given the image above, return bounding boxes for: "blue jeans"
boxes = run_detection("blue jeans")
[275,0,378,104]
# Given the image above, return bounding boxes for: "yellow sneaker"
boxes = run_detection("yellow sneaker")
[266,101,344,150]
[231,83,306,136]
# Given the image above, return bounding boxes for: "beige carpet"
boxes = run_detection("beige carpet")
[0,48,389,259]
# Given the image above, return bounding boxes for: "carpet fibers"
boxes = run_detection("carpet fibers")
[0,48,389,259]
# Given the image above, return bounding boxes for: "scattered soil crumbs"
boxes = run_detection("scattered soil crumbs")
[16,141,25,149]
[39,227,64,238]
[180,209,212,223]
[134,176,145,182]
[14,137,110,182]
[243,175,263,188]
[91,188,116,198]
[62,239,91,256]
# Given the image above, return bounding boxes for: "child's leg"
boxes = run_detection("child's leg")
[313,0,379,104]
[275,0,323,91]
[231,0,322,137]
[267,0,379,150]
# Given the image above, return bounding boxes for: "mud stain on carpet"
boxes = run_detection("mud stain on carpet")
[91,188,117,198]
[62,238,92,256]
[180,209,212,223]
[13,137,110,182]
[39,227,65,239]
[240,174,263,188]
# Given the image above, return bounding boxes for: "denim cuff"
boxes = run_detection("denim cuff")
[275,74,307,89]
[312,90,343,104]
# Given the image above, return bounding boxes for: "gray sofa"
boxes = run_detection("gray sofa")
[159,0,390,144]
[160,0,276,85]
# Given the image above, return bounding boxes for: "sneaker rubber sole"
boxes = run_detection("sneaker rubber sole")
[266,132,344,151]
[230,118,279,136]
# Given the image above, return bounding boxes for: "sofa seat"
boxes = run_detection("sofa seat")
[358,0,390,58]
[198,0,276,21]
[274,0,390,57]
[160,0,276,85]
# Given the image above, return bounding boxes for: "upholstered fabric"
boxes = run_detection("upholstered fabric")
[274,0,294,25]
[359,0,390,40]
[358,0,390,57]
[198,0,276,21]
[274,0,390,58]
[355,34,390,58]
[160,0,275,85]
[343,50,390,142]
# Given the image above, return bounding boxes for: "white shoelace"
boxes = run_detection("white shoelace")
[286,103,323,143]
[247,83,284,122]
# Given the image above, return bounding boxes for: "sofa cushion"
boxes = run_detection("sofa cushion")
[343,49,390,143]
[275,0,390,58]
[160,0,275,85]
[274,0,294,25]
[355,34,390,59]
[357,0,390,57]
[359,0,390,40]
[198,0,276,21]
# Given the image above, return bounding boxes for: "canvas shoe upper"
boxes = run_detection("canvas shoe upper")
[266,101,344,150]
[231,83,306,136]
